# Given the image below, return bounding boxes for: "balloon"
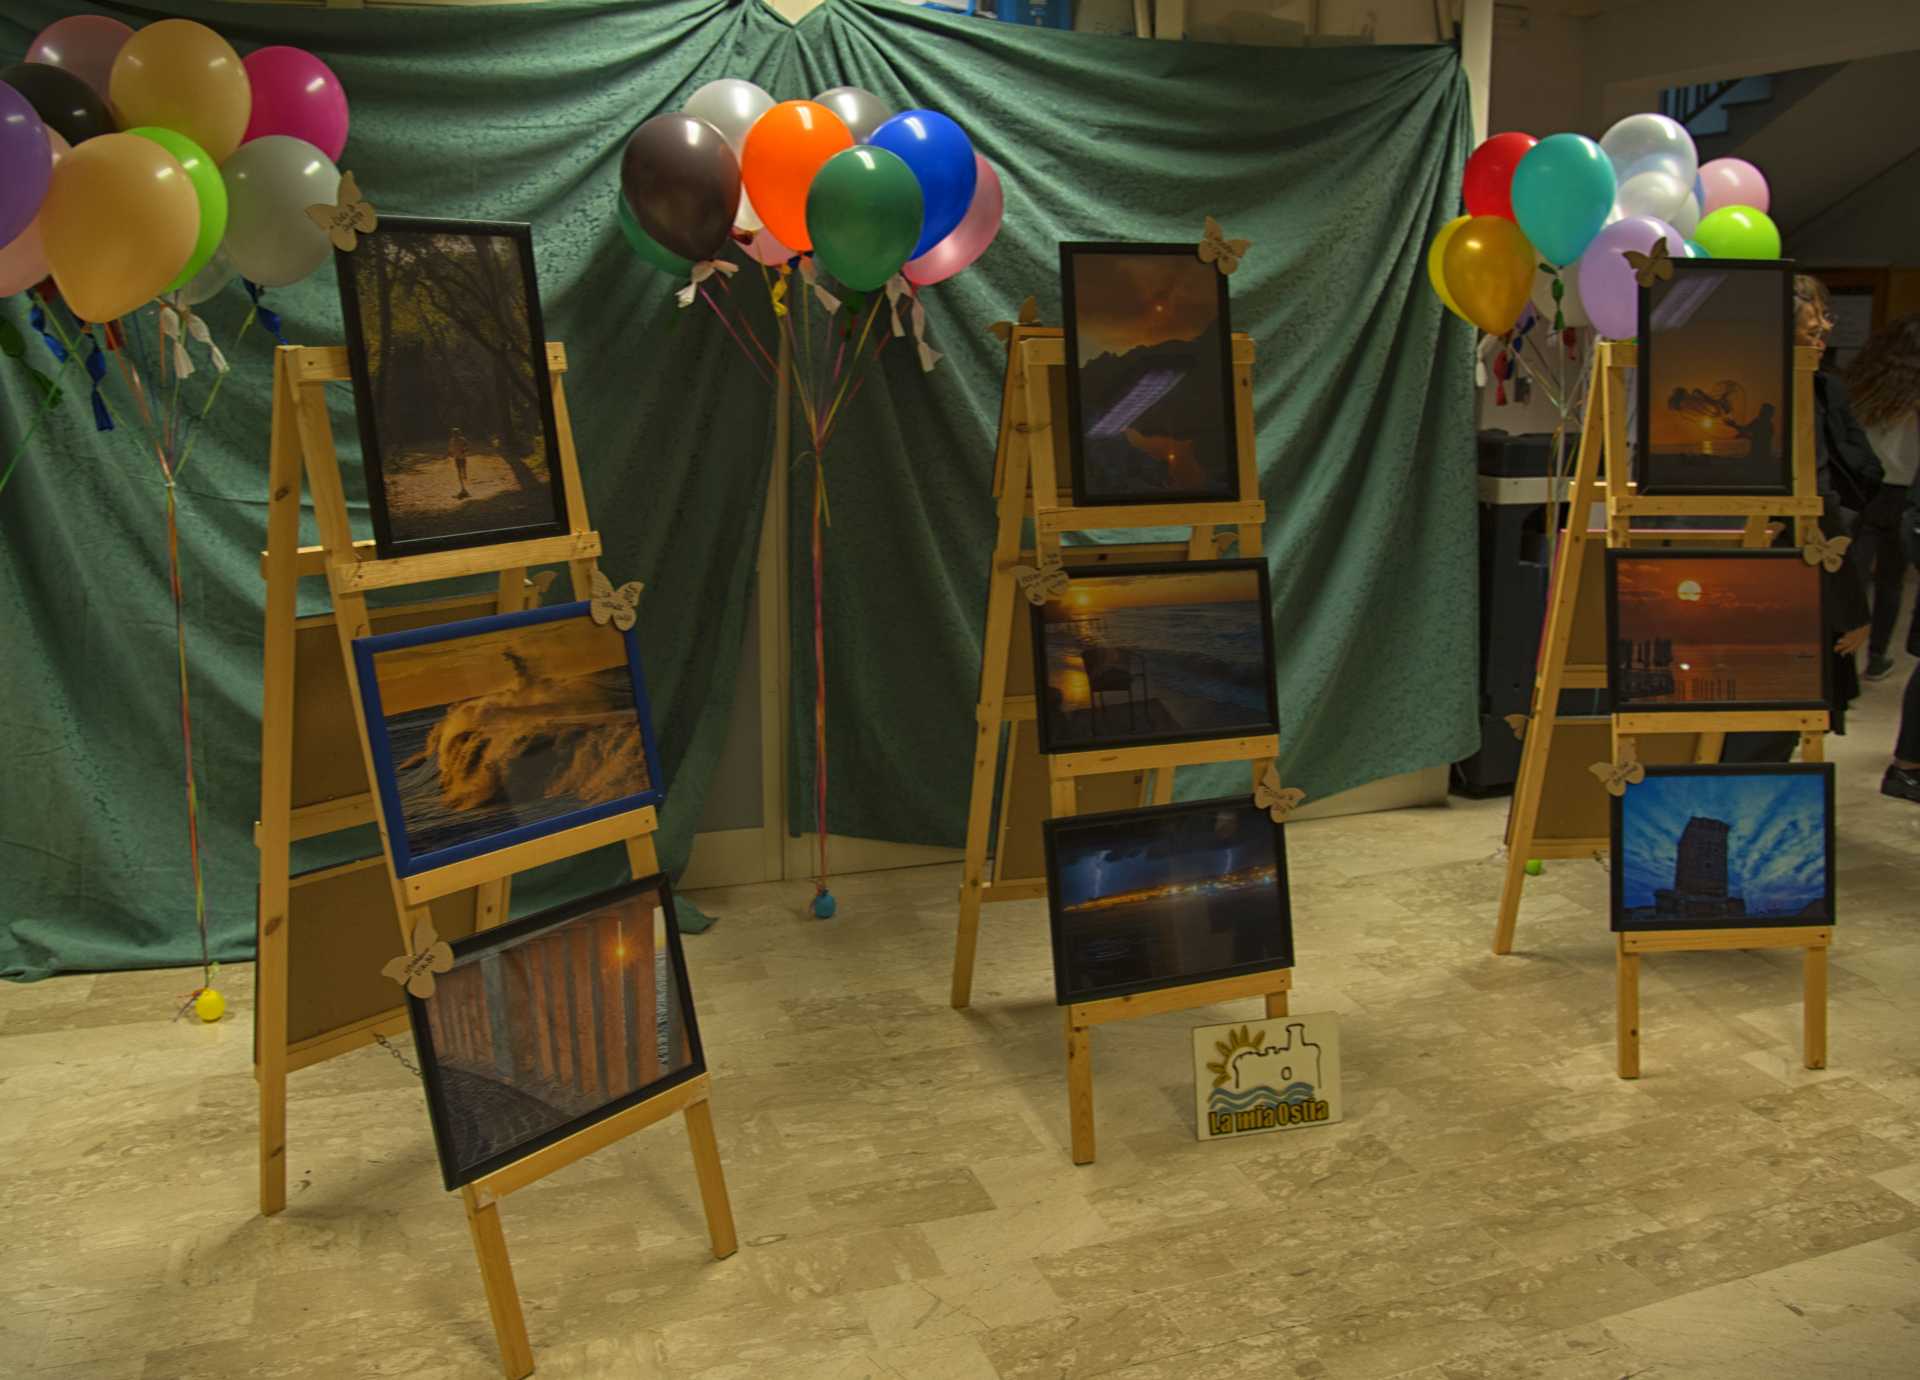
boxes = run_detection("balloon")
[1440,215,1535,334]
[1599,112,1697,189]
[741,224,797,268]
[220,135,337,287]
[1575,214,1682,339]
[1530,260,1590,330]
[108,20,250,164]
[1693,204,1780,259]
[615,195,692,277]
[620,114,740,263]
[868,110,975,258]
[0,81,53,248]
[806,146,923,292]
[684,78,772,233]
[241,47,349,162]
[41,131,198,320]
[175,243,235,305]
[1697,157,1769,215]
[740,100,851,252]
[1684,240,1710,259]
[25,16,132,103]
[1462,131,1536,221]
[1670,192,1701,240]
[1426,214,1471,321]
[1510,133,1615,266]
[903,155,1002,286]
[0,128,67,296]
[1613,168,1689,225]
[814,85,893,143]
[126,127,225,292]
[0,61,115,146]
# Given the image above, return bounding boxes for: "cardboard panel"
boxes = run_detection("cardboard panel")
[1526,718,1707,846]
[994,718,1147,884]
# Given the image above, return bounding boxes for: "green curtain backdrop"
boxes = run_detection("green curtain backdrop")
[0,0,1474,980]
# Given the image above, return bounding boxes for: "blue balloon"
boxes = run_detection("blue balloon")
[869,109,976,258]
[1509,133,1616,267]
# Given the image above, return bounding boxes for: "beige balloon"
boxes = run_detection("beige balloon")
[108,19,251,163]
[41,132,199,322]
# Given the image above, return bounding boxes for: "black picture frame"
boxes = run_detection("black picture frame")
[1059,242,1240,507]
[336,216,570,558]
[404,873,705,1190]
[1636,258,1795,497]
[1028,557,1279,757]
[1603,548,1831,714]
[1610,763,1835,932]
[1043,794,1294,1005]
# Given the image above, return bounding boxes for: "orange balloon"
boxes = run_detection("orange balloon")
[1442,215,1536,334]
[108,19,251,164]
[740,100,852,251]
[41,132,199,322]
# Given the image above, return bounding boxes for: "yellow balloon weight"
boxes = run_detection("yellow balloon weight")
[1427,214,1472,320]
[41,132,199,322]
[1442,214,1536,334]
[108,19,251,164]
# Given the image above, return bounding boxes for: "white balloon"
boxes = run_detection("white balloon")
[734,184,763,235]
[1615,169,1690,224]
[176,245,235,306]
[1670,192,1702,240]
[1600,112,1698,190]
[1530,261,1590,330]
[684,78,773,154]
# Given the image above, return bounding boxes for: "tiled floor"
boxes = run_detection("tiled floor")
[3,656,1916,1379]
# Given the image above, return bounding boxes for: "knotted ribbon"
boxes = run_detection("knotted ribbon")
[675,258,739,309]
[885,276,942,373]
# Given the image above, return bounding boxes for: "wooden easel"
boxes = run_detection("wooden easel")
[1492,341,1832,1077]
[948,322,1292,1162]
[258,341,736,1377]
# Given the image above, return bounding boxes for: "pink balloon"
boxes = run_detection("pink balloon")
[25,15,132,101]
[1575,214,1682,340]
[1698,157,1769,215]
[742,225,796,267]
[0,128,68,296]
[902,155,1002,287]
[241,46,350,162]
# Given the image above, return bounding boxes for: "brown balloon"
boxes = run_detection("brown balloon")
[0,61,116,145]
[620,114,740,264]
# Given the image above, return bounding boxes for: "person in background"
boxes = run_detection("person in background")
[448,425,472,499]
[1844,315,1920,682]
[1885,478,1920,804]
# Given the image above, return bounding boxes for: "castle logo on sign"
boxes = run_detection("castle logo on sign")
[1192,1014,1342,1141]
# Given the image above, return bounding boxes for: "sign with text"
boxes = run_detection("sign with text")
[1193,1013,1341,1142]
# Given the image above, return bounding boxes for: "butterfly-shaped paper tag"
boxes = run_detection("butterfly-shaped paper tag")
[307,171,378,253]
[591,567,643,631]
[382,917,454,1000]
[1011,558,1068,606]
[989,295,1041,343]
[1504,713,1529,742]
[525,570,559,603]
[1255,763,1306,822]
[1802,533,1852,572]
[1623,238,1672,288]
[1588,743,1646,797]
[1198,217,1251,276]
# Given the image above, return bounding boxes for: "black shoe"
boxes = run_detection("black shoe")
[1864,655,1895,681]
[1884,766,1920,804]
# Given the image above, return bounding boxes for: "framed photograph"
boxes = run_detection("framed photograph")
[1029,558,1278,756]
[352,601,663,877]
[1611,763,1834,932]
[1060,242,1239,506]
[336,216,570,558]
[1605,549,1829,713]
[1043,795,1294,1005]
[1637,258,1794,496]
[405,874,703,1190]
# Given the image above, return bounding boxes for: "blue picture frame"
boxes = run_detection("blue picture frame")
[352,600,664,877]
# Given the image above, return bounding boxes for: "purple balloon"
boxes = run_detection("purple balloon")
[0,80,53,248]
[1576,214,1683,340]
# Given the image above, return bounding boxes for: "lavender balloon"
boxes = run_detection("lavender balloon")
[1577,214,1683,340]
[0,80,52,248]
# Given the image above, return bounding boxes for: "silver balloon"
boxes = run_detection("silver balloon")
[176,245,235,306]
[1614,168,1689,225]
[1670,192,1702,240]
[221,135,338,288]
[814,85,893,144]
[1599,112,1697,191]
[684,78,773,153]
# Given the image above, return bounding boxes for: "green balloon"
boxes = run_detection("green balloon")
[127,126,227,295]
[1692,205,1780,260]
[616,195,692,277]
[805,146,923,292]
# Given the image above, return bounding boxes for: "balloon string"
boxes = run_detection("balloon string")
[0,349,84,497]
[812,457,828,898]
[710,263,779,376]
[174,308,257,478]
[165,476,212,986]
[698,287,774,389]
[819,331,891,453]
[818,297,886,445]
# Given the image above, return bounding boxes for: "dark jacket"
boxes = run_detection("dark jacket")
[1907,480,1920,656]
[1814,371,1885,515]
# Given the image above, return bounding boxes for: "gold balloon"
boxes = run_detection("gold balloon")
[1442,215,1536,335]
[108,19,250,164]
[1426,214,1472,322]
[42,132,199,322]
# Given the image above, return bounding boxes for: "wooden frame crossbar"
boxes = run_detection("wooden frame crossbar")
[1493,341,1834,1079]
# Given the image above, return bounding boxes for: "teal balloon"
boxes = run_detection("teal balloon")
[1510,133,1616,267]
[805,145,922,292]
[616,195,691,277]
[1685,239,1710,258]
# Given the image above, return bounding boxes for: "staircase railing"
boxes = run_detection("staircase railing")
[1659,79,1743,131]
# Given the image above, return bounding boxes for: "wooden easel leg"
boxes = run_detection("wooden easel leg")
[462,1186,534,1380]
[1617,941,1641,1080]
[1804,944,1828,1070]
[1264,990,1288,1019]
[1065,1013,1095,1165]
[682,1096,738,1259]
[1150,767,1176,805]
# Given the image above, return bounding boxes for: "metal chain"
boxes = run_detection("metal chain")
[373,1031,422,1079]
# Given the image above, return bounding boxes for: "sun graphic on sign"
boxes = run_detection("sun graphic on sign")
[1204,1024,1266,1089]
[1677,579,1703,602]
